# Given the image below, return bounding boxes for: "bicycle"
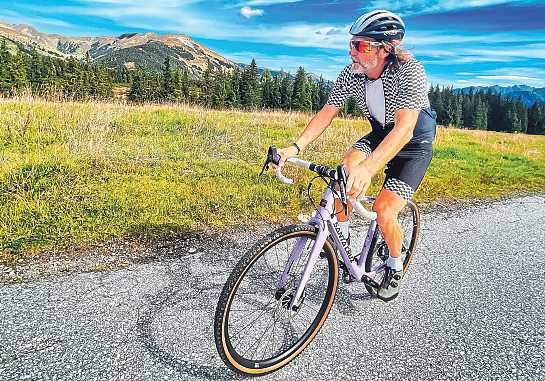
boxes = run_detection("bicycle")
[214,146,420,376]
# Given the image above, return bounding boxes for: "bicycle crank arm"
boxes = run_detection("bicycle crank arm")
[361,275,380,290]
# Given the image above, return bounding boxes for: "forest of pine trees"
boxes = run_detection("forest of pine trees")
[1,38,544,135]
[428,85,545,134]
[127,58,331,113]
[0,40,112,98]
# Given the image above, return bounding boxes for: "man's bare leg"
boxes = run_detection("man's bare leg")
[373,188,406,257]
[373,188,407,301]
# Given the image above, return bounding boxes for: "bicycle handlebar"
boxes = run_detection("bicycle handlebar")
[261,146,377,221]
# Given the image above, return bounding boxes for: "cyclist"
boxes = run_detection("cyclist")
[276,10,436,302]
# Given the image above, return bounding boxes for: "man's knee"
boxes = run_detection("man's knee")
[373,201,398,227]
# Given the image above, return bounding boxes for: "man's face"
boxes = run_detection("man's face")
[349,37,382,74]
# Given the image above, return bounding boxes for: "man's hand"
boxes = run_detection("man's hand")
[346,163,373,201]
[273,145,299,169]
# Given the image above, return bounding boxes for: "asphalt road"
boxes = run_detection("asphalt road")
[1,195,544,381]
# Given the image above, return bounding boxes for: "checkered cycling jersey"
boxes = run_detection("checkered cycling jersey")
[326,58,430,125]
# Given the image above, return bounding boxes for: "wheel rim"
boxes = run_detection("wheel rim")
[223,231,337,370]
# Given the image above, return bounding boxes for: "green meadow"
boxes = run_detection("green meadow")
[1,98,544,261]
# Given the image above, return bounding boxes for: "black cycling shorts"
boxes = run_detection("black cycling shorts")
[351,110,435,201]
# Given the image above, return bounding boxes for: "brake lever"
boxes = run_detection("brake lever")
[259,145,281,176]
[336,165,349,216]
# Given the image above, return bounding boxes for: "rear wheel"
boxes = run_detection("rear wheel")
[214,224,339,376]
[364,200,420,296]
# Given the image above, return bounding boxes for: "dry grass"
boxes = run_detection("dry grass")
[1,97,544,260]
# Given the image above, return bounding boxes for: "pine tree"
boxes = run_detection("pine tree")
[317,76,329,110]
[345,96,359,116]
[0,39,10,93]
[260,69,274,108]
[211,68,228,109]
[161,57,175,101]
[291,67,312,111]
[9,50,30,92]
[181,69,190,99]
[200,62,214,106]
[229,67,241,108]
[462,93,474,129]
[472,96,488,130]
[505,98,522,132]
[172,68,182,101]
[443,87,456,126]
[128,70,144,101]
[239,58,260,109]
[515,99,528,133]
[453,93,463,128]
[434,86,446,125]
[486,91,502,132]
[271,73,282,109]
[309,78,320,112]
[528,102,545,135]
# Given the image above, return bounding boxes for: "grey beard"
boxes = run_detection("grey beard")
[351,58,378,75]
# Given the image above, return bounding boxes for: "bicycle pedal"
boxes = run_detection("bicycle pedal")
[361,275,380,289]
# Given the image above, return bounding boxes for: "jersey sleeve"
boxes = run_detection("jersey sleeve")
[326,65,353,109]
[394,59,430,110]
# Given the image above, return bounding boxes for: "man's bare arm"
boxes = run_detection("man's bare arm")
[276,105,340,163]
[294,104,341,150]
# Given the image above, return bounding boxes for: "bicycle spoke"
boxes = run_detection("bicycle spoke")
[229,300,276,327]
[229,296,276,344]
[245,312,277,360]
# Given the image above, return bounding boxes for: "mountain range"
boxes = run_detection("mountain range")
[1,20,544,104]
[455,85,545,107]
[0,21,237,75]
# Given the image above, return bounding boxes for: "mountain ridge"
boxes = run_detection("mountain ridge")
[455,85,545,107]
[0,21,237,75]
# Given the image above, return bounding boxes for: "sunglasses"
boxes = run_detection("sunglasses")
[349,39,383,53]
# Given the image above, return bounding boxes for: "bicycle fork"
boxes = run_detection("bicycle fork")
[275,227,329,311]
[276,189,335,311]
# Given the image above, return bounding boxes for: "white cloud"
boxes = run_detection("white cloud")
[240,0,302,6]
[240,6,264,18]
[360,0,520,16]
[477,75,540,81]
[15,0,545,87]
[224,51,345,79]
[0,10,74,29]
[75,0,200,5]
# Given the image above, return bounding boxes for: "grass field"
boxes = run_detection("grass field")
[1,97,545,261]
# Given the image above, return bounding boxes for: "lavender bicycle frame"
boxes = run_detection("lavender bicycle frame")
[276,187,384,310]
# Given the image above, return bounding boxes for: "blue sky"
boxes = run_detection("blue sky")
[1,0,544,87]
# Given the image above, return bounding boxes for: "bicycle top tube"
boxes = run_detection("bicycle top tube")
[275,157,377,221]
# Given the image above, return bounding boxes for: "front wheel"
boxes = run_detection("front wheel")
[364,200,420,296]
[214,224,339,376]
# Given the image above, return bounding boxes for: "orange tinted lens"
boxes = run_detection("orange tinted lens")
[350,40,370,53]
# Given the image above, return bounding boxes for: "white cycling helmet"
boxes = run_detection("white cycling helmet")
[350,10,405,41]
